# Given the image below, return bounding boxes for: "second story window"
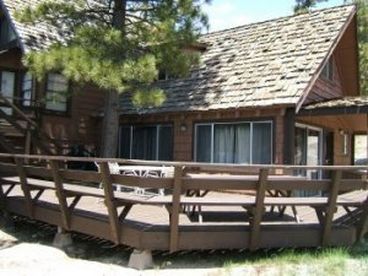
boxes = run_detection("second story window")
[21,72,33,107]
[45,73,68,112]
[321,58,334,81]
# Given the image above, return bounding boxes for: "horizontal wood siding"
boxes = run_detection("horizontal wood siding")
[41,84,105,153]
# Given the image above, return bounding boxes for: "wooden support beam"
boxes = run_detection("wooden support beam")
[50,160,71,230]
[357,195,368,241]
[170,166,183,253]
[118,204,133,222]
[322,170,341,246]
[4,184,16,196]
[68,195,82,211]
[249,168,269,251]
[99,162,121,244]
[14,158,34,218]
[33,189,44,201]
[283,108,295,165]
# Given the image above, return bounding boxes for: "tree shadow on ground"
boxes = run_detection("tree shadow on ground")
[1,215,367,270]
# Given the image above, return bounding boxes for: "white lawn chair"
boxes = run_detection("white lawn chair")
[95,162,132,192]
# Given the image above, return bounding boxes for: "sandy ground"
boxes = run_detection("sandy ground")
[0,223,367,276]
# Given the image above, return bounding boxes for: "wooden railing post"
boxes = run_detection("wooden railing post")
[170,166,183,253]
[322,170,341,246]
[249,168,268,251]
[99,162,120,244]
[14,157,34,218]
[50,160,71,230]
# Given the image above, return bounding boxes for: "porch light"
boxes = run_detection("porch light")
[180,123,188,132]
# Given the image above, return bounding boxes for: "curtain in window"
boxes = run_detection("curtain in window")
[132,126,157,160]
[252,123,272,164]
[235,124,251,164]
[214,125,235,163]
[196,125,212,162]
[214,124,251,164]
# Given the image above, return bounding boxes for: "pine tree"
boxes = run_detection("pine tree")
[16,0,210,157]
[294,0,368,95]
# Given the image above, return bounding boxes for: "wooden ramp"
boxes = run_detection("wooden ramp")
[0,153,367,252]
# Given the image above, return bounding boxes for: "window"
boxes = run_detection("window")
[45,73,68,112]
[0,71,15,115]
[194,121,273,164]
[321,59,334,81]
[21,73,33,107]
[0,17,16,45]
[118,124,173,161]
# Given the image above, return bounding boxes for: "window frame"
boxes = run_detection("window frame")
[118,123,174,161]
[193,120,274,164]
[20,71,34,108]
[44,73,71,114]
[321,58,334,82]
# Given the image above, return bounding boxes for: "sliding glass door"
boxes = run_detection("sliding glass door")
[195,121,272,164]
[295,124,323,179]
[118,124,173,161]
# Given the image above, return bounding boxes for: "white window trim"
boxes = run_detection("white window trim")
[194,120,273,164]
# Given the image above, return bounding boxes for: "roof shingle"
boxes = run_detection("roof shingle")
[119,5,356,115]
[1,0,70,52]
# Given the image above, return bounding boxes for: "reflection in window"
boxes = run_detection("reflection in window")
[45,73,68,112]
[21,73,33,107]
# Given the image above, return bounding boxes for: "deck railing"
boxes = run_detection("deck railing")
[0,153,367,252]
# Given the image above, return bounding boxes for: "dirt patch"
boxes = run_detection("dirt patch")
[0,216,367,275]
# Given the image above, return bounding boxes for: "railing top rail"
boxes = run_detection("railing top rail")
[0,153,367,171]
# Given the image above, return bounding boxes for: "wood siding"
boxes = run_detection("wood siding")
[305,57,344,104]
[0,49,105,154]
[304,16,359,106]
[120,107,286,164]
[296,114,368,165]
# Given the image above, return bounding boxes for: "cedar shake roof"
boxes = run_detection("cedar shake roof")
[1,0,69,52]
[119,5,357,115]
[303,96,368,110]
[0,2,358,114]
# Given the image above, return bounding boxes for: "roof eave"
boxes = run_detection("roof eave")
[0,0,26,55]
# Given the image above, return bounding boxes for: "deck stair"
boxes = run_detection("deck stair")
[0,95,60,155]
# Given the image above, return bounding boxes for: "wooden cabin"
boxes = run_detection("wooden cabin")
[0,2,367,169]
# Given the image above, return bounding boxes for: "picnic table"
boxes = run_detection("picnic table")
[184,173,306,223]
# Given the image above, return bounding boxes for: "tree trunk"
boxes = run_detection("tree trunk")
[100,0,126,158]
[101,90,120,157]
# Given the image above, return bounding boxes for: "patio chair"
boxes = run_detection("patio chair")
[95,162,133,192]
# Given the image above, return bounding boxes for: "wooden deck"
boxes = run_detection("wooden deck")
[0,153,367,252]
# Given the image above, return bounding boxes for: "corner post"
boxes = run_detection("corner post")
[283,108,295,165]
